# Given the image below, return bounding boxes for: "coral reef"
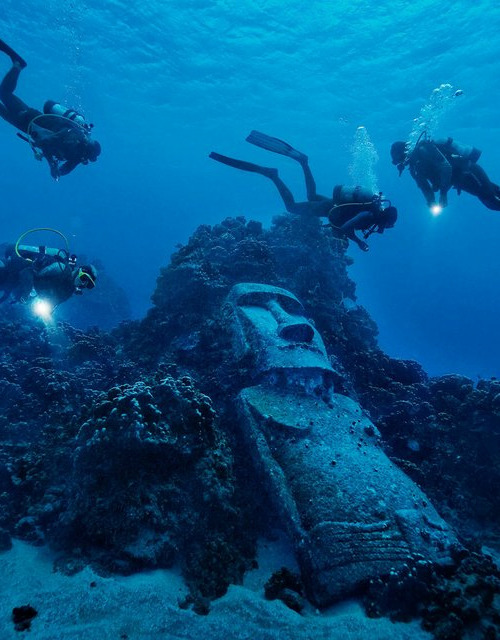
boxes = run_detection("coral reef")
[120,214,500,545]
[360,372,500,545]
[54,374,253,600]
[0,317,136,546]
[1,213,500,629]
[365,550,500,640]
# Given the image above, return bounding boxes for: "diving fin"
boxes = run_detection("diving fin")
[246,130,305,161]
[0,39,27,68]
[209,151,277,178]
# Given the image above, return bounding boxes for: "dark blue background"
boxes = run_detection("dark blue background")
[1,0,499,378]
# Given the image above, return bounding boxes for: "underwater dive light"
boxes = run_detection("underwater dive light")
[430,204,443,216]
[32,298,53,320]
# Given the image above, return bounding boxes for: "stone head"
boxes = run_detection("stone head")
[226,283,334,386]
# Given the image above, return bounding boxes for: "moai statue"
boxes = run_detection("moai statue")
[226,283,459,606]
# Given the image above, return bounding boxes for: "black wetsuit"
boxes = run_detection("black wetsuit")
[209,151,391,250]
[0,244,36,303]
[0,244,78,305]
[33,262,79,306]
[0,65,40,132]
[0,65,92,177]
[408,137,500,210]
[328,186,388,250]
[209,151,333,217]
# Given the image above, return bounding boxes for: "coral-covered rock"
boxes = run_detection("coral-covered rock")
[264,567,306,613]
[53,375,252,600]
[365,550,500,639]
[1,212,500,620]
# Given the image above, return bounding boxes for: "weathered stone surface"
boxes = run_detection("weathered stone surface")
[227,282,458,606]
[227,282,336,383]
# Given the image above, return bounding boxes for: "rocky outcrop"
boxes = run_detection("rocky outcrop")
[1,213,499,630]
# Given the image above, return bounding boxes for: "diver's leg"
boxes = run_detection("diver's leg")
[298,156,324,201]
[0,64,21,99]
[246,130,327,202]
[13,268,34,303]
[0,64,29,111]
[267,173,299,212]
[0,64,35,130]
[470,164,498,197]
[0,40,27,68]
[478,196,500,211]
[461,165,500,202]
[0,102,9,122]
[455,165,500,210]
[477,181,500,210]
[209,152,298,212]
[0,260,10,303]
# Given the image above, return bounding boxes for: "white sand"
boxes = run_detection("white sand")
[0,539,432,640]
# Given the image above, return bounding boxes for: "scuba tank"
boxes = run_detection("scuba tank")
[14,229,76,270]
[329,187,394,240]
[332,185,376,205]
[441,137,481,164]
[16,244,69,261]
[43,100,93,133]
[15,244,75,270]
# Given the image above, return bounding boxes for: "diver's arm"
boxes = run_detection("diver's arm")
[416,177,436,206]
[433,147,452,205]
[409,157,434,206]
[31,126,68,146]
[58,159,79,176]
[43,154,60,180]
[34,129,65,180]
[348,232,369,252]
[339,212,373,251]
[33,127,79,178]
[423,144,452,205]
[410,165,435,206]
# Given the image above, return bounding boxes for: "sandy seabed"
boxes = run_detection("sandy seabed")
[0,539,431,640]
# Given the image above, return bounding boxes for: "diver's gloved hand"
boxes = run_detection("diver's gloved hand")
[358,240,369,252]
[50,164,60,181]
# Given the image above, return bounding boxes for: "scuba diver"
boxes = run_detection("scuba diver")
[0,230,97,311]
[328,185,397,252]
[210,130,397,251]
[0,39,101,180]
[391,134,500,212]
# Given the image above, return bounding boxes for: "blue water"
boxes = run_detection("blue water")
[1,0,500,379]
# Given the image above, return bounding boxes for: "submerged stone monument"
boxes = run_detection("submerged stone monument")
[226,282,459,606]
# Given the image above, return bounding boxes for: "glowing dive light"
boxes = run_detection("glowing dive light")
[430,204,443,216]
[32,299,53,319]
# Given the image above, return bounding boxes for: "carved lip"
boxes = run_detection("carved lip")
[277,343,325,355]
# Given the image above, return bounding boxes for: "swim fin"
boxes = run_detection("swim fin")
[246,130,305,161]
[209,151,277,178]
[0,39,27,68]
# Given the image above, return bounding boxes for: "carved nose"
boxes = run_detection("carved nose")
[279,322,314,343]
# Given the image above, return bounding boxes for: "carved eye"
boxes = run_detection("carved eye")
[278,296,303,315]
[237,293,268,308]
